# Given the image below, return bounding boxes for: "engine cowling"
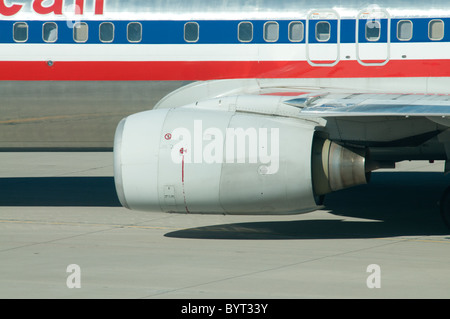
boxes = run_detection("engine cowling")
[114,107,368,215]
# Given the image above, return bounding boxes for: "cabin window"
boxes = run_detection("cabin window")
[43,22,57,43]
[127,22,142,43]
[315,21,330,42]
[13,22,28,43]
[288,21,304,42]
[184,22,199,42]
[429,19,444,40]
[73,22,88,43]
[366,20,381,41]
[238,22,253,42]
[264,21,279,42]
[99,22,114,43]
[397,20,412,41]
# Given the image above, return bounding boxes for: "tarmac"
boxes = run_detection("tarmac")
[1,152,450,299]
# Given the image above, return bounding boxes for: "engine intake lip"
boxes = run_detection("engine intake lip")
[113,117,130,209]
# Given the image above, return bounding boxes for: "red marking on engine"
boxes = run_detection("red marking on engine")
[181,154,190,214]
[181,154,185,183]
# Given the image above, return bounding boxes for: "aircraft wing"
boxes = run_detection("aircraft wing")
[155,79,450,119]
[284,92,450,118]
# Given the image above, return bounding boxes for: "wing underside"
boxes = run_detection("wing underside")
[280,92,450,165]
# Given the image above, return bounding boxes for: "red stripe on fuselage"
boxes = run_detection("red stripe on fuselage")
[0,59,449,81]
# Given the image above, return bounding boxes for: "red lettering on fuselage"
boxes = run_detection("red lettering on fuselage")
[0,0,104,16]
[33,0,63,15]
[94,0,104,15]
[75,0,104,15]
[0,1,23,16]
[75,0,84,14]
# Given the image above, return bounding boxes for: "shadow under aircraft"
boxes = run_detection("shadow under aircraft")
[2,170,450,240]
[0,176,121,207]
[165,171,450,240]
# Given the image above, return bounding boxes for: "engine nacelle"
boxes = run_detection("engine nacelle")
[114,107,368,214]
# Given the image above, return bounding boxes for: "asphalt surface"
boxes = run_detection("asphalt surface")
[1,153,450,299]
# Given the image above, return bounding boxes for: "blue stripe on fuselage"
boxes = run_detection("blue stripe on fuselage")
[0,18,448,44]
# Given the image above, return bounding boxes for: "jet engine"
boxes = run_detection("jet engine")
[113,106,368,215]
